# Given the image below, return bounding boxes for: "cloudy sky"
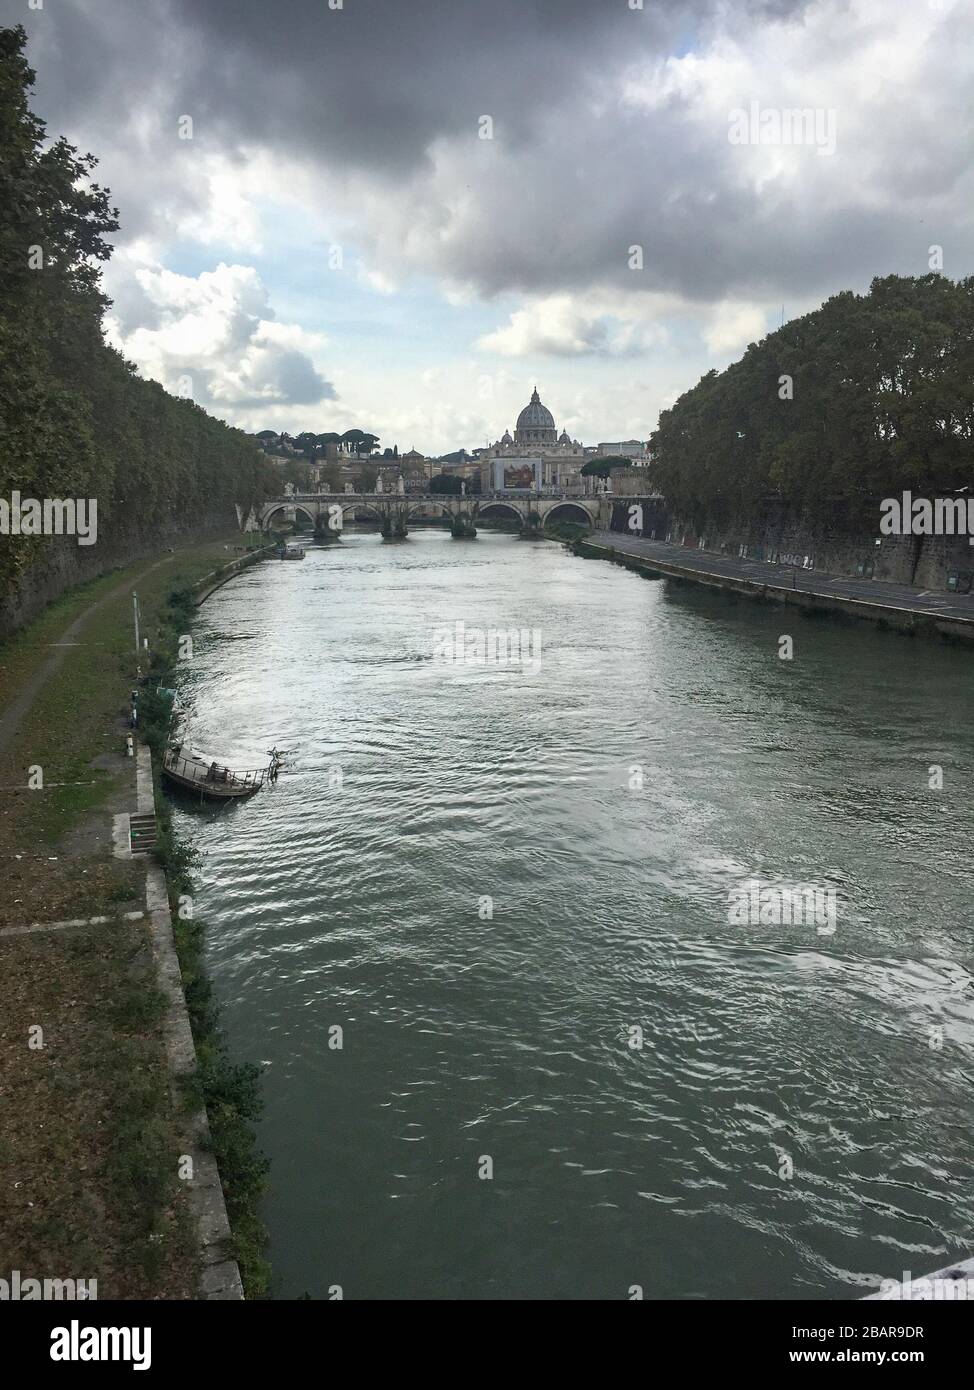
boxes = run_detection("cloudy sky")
[13,0,974,454]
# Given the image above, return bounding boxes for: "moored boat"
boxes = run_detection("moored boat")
[162,744,273,800]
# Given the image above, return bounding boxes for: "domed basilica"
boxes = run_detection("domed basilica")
[481,387,586,490]
[515,387,558,445]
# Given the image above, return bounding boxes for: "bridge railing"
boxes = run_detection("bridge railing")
[275,490,596,503]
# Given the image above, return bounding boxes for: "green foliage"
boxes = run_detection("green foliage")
[580,455,632,479]
[0,26,276,591]
[139,568,270,1295]
[340,428,367,455]
[172,906,271,1296]
[292,432,318,459]
[430,472,462,494]
[649,275,974,525]
[196,1056,271,1291]
[155,788,270,1296]
[544,520,588,541]
[282,458,312,491]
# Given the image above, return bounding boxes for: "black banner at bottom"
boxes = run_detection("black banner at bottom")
[0,1297,966,1374]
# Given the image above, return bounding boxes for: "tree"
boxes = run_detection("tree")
[581,455,632,481]
[293,431,319,459]
[0,25,275,597]
[649,274,974,526]
[282,459,312,491]
[430,473,462,494]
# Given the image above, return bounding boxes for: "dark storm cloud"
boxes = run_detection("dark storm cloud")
[168,0,820,177]
[164,0,668,172]
[17,0,974,326]
[24,0,804,192]
[26,0,677,185]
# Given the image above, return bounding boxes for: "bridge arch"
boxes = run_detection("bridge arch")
[406,502,454,520]
[476,501,524,526]
[262,503,318,530]
[340,501,384,523]
[542,502,594,528]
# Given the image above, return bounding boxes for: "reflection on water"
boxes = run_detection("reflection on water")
[173,530,974,1300]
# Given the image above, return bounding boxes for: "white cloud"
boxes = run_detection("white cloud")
[172,154,269,253]
[360,267,399,296]
[105,261,335,409]
[701,301,768,355]
[477,294,671,358]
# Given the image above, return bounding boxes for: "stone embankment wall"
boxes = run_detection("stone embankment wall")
[143,546,275,1298]
[610,497,972,591]
[0,505,245,640]
[576,539,974,645]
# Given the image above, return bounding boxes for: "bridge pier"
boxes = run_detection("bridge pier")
[517,510,544,540]
[314,512,341,543]
[450,510,477,539]
[380,504,409,541]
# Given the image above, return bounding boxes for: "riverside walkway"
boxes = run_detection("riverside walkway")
[585,532,974,642]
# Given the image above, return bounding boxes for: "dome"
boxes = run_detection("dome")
[516,388,555,434]
[501,429,513,445]
[514,387,557,445]
[558,430,571,444]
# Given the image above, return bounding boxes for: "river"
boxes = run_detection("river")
[172,528,974,1300]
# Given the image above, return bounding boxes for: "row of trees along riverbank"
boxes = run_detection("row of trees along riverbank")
[648,274,974,531]
[0,25,277,597]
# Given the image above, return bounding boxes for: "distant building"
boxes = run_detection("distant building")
[452,458,482,482]
[596,440,652,462]
[375,465,401,491]
[480,387,587,491]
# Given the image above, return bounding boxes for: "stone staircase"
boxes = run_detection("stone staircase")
[128,811,158,855]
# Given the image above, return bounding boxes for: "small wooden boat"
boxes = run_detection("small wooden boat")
[162,745,273,800]
[279,543,305,560]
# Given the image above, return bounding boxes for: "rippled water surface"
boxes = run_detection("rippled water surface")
[173,530,974,1299]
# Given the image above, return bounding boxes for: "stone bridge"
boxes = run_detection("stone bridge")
[258,491,609,539]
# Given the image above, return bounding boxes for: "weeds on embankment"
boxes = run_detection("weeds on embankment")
[139,569,272,1298]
